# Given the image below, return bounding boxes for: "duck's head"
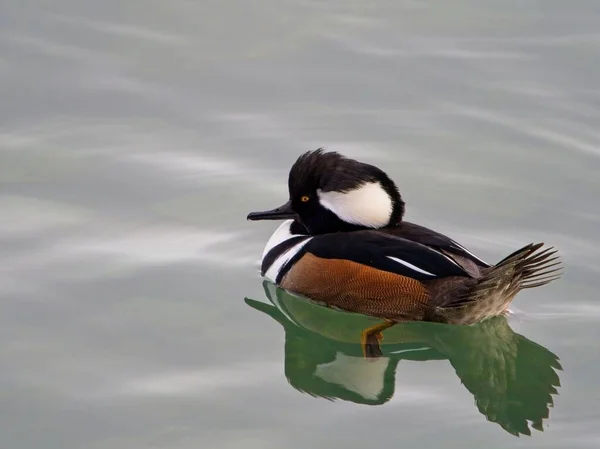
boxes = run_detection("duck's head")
[247,149,405,234]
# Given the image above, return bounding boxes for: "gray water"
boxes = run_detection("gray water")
[1,1,599,448]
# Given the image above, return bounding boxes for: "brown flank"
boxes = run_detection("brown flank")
[280,253,431,321]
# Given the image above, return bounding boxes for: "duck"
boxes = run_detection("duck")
[247,149,562,326]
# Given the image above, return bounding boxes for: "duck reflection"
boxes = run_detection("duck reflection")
[245,281,562,437]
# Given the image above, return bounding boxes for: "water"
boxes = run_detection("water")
[1,1,599,448]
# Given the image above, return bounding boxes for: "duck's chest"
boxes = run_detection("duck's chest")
[260,220,312,283]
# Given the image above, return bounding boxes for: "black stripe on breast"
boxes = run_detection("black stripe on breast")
[261,236,310,276]
[275,243,311,285]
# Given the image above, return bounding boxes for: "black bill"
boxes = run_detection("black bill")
[247,200,297,221]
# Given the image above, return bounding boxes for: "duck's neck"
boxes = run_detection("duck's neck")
[261,219,312,282]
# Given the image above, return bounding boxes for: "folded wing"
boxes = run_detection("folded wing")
[297,230,473,281]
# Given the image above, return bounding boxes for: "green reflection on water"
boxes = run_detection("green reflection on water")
[246,281,562,437]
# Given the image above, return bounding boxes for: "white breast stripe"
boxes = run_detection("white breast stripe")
[262,219,295,259]
[264,237,312,282]
[387,256,436,276]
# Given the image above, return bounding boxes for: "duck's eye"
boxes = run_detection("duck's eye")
[300,195,310,203]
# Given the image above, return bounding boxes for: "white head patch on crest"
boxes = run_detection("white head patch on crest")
[317,182,393,228]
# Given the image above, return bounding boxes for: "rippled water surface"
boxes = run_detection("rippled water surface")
[1,1,600,448]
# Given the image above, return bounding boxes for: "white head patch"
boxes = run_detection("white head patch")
[317,182,393,228]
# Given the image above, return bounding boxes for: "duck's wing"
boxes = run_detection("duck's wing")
[276,231,473,320]
[282,230,473,283]
[385,221,490,270]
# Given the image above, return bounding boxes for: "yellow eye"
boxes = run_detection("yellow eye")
[301,195,310,203]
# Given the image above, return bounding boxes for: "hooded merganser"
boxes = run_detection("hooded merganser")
[247,149,562,325]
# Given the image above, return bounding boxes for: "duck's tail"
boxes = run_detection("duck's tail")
[441,243,562,324]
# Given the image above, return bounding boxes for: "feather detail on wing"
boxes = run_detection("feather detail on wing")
[385,221,490,267]
[301,230,472,281]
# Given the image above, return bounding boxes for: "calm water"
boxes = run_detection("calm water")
[1,1,599,448]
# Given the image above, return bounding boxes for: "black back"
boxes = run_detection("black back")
[278,230,471,283]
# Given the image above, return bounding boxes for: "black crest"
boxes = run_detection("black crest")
[288,149,405,225]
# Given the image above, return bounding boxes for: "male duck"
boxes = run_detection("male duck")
[247,149,562,325]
